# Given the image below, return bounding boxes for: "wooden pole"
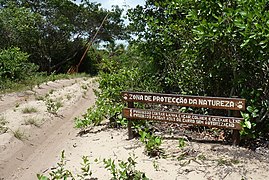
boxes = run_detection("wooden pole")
[76,13,109,72]
[127,101,134,139]
[232,110,241,146]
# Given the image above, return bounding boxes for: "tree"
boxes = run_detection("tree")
[0,0,127,73]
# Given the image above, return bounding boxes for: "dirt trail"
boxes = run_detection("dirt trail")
[0,77,97,180]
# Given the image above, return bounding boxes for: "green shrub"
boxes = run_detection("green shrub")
[37,151,74,180]
[103,156,149,180]
[0,47,37,82]
[139,130,163,157]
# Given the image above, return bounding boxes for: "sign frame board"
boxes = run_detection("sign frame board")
[121,91,246,111]
[121,91,246,145]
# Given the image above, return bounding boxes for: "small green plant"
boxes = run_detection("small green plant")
[37,150,74,180]
[66,94,72,100]
[240,105,258,138]
[49,89,54,94]
[24,118,41,127]
[81,84,88,90]
[103,155,149,180]
[22,107,38,113]
[152,160,159,171]
[74,106,105,129]
[197,154,206,161]
[45,99,63,114]
[35,95,45,101]
[0,116,8,134]
[12,129,27,140]
[37,151,94,180]
[77,156,93,179]
[178,138,187,148]
[139,130,163,157]
[44,93,50,98]
[177,152,188,161]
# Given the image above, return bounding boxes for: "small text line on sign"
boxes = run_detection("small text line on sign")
[123,108,243,130]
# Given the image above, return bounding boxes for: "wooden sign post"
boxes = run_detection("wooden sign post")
[127,101,134,139]
[121,91,246,145]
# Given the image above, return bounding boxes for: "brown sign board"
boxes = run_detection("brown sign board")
[121,91,246,111]
[123,108,243,130]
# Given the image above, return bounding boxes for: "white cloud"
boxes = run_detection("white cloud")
[76,0,145,10]
[107,0,125,7]
[95,0,144,10]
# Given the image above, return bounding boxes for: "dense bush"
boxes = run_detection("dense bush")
[127,0,269,138]
[0,47,37,83]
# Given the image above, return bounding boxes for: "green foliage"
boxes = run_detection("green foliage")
[22,107,38,114]
[75,45,162,130]
[38,152,147,180]
[178,138,187,148]
[24,118,41,127]
[139,130,163,157]
[0,5,42,50]
[103,156,149,180]
[37,151,74,180]
[37,151,93,180]
[240,105,259,138]
[45,99,63,115]
[77,156,93,179]
[12,128,27,140]
[74,67,132,128]
[0,0,126,73]
[0,47,37,83]
[127,0,269,138]
[75,106,105,129]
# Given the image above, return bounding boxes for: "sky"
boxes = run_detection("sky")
[76,0,145,10]
[95,0,144,10]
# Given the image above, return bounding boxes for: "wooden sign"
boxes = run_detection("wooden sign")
[123,108,243,130]
[122,91,245,145]
[121,91,246,111]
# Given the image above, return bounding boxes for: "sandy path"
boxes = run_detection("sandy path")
[0,78,81,113]
[0,77,97,180]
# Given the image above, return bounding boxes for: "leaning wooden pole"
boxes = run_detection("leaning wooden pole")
[68,13,109,74]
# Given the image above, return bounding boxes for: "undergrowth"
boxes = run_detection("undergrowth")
[103,155,149,180]
[37,151,148,180]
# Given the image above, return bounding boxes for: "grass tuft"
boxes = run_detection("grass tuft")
[12,129,27,140]
[24,118,41,127]
[0,116,8,134]
[22,107,38,114]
